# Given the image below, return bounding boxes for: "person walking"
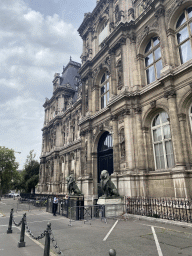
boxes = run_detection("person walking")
[52,196,58,216]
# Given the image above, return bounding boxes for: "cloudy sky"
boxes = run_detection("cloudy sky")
[0,0,96,169]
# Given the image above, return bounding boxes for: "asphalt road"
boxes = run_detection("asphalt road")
[1,198,192,256]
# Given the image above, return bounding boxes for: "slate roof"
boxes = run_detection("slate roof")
[60,58,81,103]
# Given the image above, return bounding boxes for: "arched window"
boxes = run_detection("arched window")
[152,111,175,170]
[145,37,162,84]
[176,7,192,64]
[100,72,110,109]
[189,103,192,132]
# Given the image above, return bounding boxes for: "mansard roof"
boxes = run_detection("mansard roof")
[60,59,81,90]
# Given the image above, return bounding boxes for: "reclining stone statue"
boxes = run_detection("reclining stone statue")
[66,175,82,195]
[100,170,119,198]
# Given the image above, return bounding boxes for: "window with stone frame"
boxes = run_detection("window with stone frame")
[151,111,175,170]
[100,71,110,109]
[144,37,163,85]
[99,19,109,45]
[176,7,192,64]
[189,103,192,132]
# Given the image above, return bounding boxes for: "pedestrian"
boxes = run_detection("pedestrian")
[53,195,58,216]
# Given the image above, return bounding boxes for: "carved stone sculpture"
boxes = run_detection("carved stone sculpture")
[66,175,82,195]
[100,170,119,198]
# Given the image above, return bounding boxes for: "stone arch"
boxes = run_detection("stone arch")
[178,89,192,114]
[167,0,192,30]
[143,104,170,128]
[137,31,160,56]
[94,66,110,85]
[92,128,111,153]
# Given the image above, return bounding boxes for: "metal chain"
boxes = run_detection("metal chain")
[24,216,46,240]
[50,229,63,255]
[12,213,23,227]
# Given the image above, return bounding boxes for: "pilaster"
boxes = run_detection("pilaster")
[112,115,120,172]
[164,90,185,167]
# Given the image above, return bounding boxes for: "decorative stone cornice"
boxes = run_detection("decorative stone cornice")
[111,114,118,121]
[150,100,156,109]
[178,113,186,121]
[142,127,149,132]
[164,89,176,99]
[122,109,131,116]
[134,106,142,114]
[128,8,134,19]
[155,6,165,19]
[127,32,136,44]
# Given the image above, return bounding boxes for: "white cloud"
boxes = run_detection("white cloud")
[0,0,82,169]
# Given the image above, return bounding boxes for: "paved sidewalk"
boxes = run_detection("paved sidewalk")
[1,198,192,255]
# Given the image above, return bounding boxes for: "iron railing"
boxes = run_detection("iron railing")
[126,197,192,222]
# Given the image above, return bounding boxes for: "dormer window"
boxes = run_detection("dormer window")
[99,20,109,45]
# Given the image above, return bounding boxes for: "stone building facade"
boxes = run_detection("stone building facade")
[38,0,192,204]
[38,59,82,194]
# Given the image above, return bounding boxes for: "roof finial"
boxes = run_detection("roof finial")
[70,56,72,61]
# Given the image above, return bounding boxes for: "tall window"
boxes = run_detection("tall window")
[176,7,192,64]
[99,20,109,45]
[152,111,175,170]
[100,72,110,109]
[145,37,163,84]
[189,103,192,132]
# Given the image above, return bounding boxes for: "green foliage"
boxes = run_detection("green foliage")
[22,150,40,193]
[0,146,19,194]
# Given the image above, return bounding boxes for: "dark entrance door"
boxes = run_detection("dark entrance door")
[97,132,113,196]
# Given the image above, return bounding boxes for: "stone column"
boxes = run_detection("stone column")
[178,113,190,168]
[120,38,129,89]
[123,109,134,170]
[80,132,86,176]
[92,84,99,113]
[56,122,62,147]
[164,90,185,167]
[155,5,171,70]
[87,72,92,114]
[109,49,117,96]
[109,0,114,32]
[53,155,59,193]
[88,28,92,61]
[58,95,64,113]
[112,115,120,172]
[128,33,140,90]
[86,129,92,177]
[82,79,86,116]
[134,107,146,170]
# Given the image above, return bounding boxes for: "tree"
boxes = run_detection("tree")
[22,150,40,193]
[0,146,19,195]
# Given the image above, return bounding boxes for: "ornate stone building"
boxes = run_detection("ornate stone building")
[38,58,82,194]
[38,0,192,204]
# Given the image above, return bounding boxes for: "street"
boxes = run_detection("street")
[1,198,192,255]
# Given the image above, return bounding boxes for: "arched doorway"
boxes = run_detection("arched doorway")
[97,131,113,184]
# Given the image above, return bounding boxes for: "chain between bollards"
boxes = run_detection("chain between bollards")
[18,213,26,248]
[7,208,13,234]
[109,249,116,256]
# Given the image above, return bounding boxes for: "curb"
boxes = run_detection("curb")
[124,213,192,228]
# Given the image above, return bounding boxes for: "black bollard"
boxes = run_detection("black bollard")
[7,208,13,234]
[109,249,116,256]
[18,213,26,247]
[44,222,51,256]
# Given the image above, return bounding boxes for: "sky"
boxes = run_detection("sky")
[0,0,96,169]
